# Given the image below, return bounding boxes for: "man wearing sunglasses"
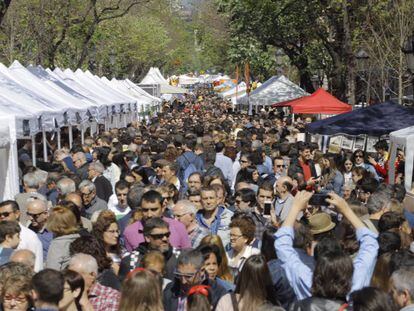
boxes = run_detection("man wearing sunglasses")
[119,217,181,281]
[163,249,228,311]
[0,200,43,271]
[123,190,190,252]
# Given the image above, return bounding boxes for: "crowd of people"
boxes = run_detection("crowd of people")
[0,87,413,311]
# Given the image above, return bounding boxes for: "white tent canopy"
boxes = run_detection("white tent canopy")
[140,67,188,94]
[389,126,414,191]
[178,74,200,85]
[220,82,247,99]
[237,75,308,106]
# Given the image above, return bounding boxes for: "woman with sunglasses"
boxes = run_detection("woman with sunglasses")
[352,149,379,181]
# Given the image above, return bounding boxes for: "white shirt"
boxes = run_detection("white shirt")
[107,194,131,219]
[18,223,43,272]
[226,245,260,276]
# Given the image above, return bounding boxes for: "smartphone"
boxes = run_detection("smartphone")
[264,201,272,216]
[309,193,329,206]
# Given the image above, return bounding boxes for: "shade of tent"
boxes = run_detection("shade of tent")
[388,126,414,190]
[306,101,414,136]
[237,75,308,106]
[272,88,352,114]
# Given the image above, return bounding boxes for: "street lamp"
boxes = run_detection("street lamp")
[275,49,284,76]
[355,49,369,71]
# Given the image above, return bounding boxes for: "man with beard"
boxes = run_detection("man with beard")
[123,190,190,251]
[119,217,181,281]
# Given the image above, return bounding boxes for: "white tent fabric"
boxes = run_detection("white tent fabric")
[6,61,90,124]
[106,78,156,108]
[122,79,162,104]
[27,65,103,122]
[52,67,121,120]
[389,126,414,190]
[140,67,188,94]
[220,82,247,98]
[0,114,19,200]
[0,66,65,135]
[237,75,308,106]
[178,74,200,85]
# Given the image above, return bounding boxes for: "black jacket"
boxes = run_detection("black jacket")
[288,158,317,179]
[163,278,228,311]
[94,175,113,202]
[118,243,180,281]
[289,297,347,311]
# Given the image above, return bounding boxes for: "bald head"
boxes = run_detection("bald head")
[276,176,294,196]
[10,249,36,271]
[65,192,83,209]
[69,253,98,274]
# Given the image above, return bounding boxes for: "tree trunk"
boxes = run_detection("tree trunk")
[342,0,355,105]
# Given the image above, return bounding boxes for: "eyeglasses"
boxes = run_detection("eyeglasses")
[81,191,93,197]
[27,211,47,220]
[149,232,170,240]
[0,211,13,218]
[174,269,200,280]
[355,155,363,158]
[275,164,286,168]
[230,233,244,240]
[3,294,27,304]
[174,213,189,219]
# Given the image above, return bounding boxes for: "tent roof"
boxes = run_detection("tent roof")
[238,75,307,106]
[306,101,414,136]
[140,67,187,94]
[272,88,352,114]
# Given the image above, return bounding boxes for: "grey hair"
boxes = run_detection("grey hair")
[78,179,96,192]
[34,169,48,184]
[175,200,197,215]
[23,172,40,189]
[69,253,98,274]
[89,162,105,174]
[391,267,414,301]
[57,177,76,195]
[366,190,391,214]
[177,249,204,270]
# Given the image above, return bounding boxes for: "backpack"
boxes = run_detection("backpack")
[182,153,198,185]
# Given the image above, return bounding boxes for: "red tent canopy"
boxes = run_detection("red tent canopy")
[272,88,352,114]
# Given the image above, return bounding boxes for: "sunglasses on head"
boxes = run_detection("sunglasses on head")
[150,232,170,239]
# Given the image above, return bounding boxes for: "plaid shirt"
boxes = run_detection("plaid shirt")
[89,282,120,311]
[188,224,209,248]
[250,210,271,241]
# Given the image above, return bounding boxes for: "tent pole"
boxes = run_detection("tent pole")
[69,125,73,149]
[31,135,36,167]
[57,127,61,150]
[42,129,47,162]
[124,113,127,127]
[292,113,295,123]
[81,124,85,145]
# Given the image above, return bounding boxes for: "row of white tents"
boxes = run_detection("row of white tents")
[0,62,165,201]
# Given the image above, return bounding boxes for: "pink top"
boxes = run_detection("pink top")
[123,216,191,251]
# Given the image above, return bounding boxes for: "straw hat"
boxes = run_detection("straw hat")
[308,213,336,235]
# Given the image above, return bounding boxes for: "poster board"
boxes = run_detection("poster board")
[366,137,378,153]
[328,136,342,153]
[353,136,366,151]
[341,136,354,150]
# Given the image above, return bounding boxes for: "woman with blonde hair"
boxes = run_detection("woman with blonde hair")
[46,205,80,270]
[119,269,163,311]
[200,235,233,282]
